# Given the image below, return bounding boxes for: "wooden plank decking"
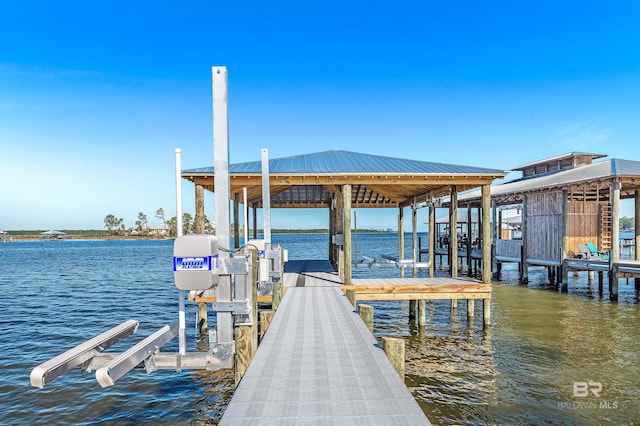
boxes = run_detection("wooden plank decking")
[345,276,491,301]
[219,260,431,425]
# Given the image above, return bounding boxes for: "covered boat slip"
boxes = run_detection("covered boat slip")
[220,260,431,425]
[181,149,504,288]
[450,152,640,298]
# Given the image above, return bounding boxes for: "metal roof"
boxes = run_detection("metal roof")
[513,151,607,171]
[456,158,640,205]
[184,150,503,176]
[182,150,506,209]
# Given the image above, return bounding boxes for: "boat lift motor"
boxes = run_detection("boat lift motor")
[247,239,287,296]
[174,234,220,290]
[30,234,255,389]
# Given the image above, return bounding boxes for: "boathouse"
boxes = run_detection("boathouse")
[181,150,506,285]
[450,152,640,299]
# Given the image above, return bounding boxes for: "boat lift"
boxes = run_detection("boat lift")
[30,66,280,389]
[30,232,256,389]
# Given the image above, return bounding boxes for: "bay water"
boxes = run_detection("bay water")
[1,234,638,425]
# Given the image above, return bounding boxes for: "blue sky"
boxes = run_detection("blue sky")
[1,1,639,231]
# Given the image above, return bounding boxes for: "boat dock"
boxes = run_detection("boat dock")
[220,260,431,425]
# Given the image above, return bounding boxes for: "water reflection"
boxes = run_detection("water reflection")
[3,236,640,425]
[360,268,640,424]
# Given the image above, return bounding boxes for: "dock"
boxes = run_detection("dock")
[220,260,431,425]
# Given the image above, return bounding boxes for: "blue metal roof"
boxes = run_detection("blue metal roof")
[183,150,504,175]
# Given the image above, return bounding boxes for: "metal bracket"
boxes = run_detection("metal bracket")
[210,341,235,363]
[258,281,274,296]
[210,301,251,314]
[220,257,248,275]
[264,250,280,259]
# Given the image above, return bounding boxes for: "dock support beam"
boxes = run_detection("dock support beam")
[195,185,205,234]
[252,204,258,239]
[635,190,640,262]
[259,310,274,341]
[358,304,374,333]
[610,181,621,300]
[483,298,491,326]
[481,184,492,327]
[382,337,405,380]
[329,202,335,267]
[428,206,435,278]
[521,196,528,284]
[233,192,240,249]
[343,184,352,286]
[195,184,208,336]
[490,200,498,279]
[482,184,491,285]
[561,189,569,290]
[635,191,640,290]
[336,187,344,277]
[418,298,426,327]
[412,206,425,324]
[272,284,283,310]
[450,186,458,278]
[235,248,258,385]
[466,204,473,276]
[399,206,405,279]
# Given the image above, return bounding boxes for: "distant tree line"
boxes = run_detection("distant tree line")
[620,216,635,230]
[103,208,214,236]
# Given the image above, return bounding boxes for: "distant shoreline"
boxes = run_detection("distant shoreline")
[2,228,396,241]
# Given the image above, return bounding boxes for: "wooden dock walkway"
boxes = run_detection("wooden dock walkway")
[220,260,431,425]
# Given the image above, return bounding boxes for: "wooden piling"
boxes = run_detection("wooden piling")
[234,325,253,386]
[272,283,283,310]
[233,192,240,249]
[418,300,426,327]
[451,299,458,316]
[482,185,492,285]
[346,289,356,307]
[195,185,205,234]
[195,185,208,336]
[398,205,405,279]
[343,184,352,286]
[357,304,374,333]
[382,337,405,380]
[259,310,275,341]
[235,247,259,385]
[450,187,458,277]
[483,298,491,326]
[467,299,475,323]
[428,206,435,278]
[197,302,208,336]
[409,300,416,320]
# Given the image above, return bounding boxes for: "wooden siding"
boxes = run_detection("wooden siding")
[567,200,600,257]
[564,186,612,256]
[496,239,522,259]
[525,192,562,261]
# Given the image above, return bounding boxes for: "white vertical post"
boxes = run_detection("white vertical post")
[175,148,186,355]
[212,66,233,343]
[262,148,271,244]
[243,187,249,244]
[175,149,183,238]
